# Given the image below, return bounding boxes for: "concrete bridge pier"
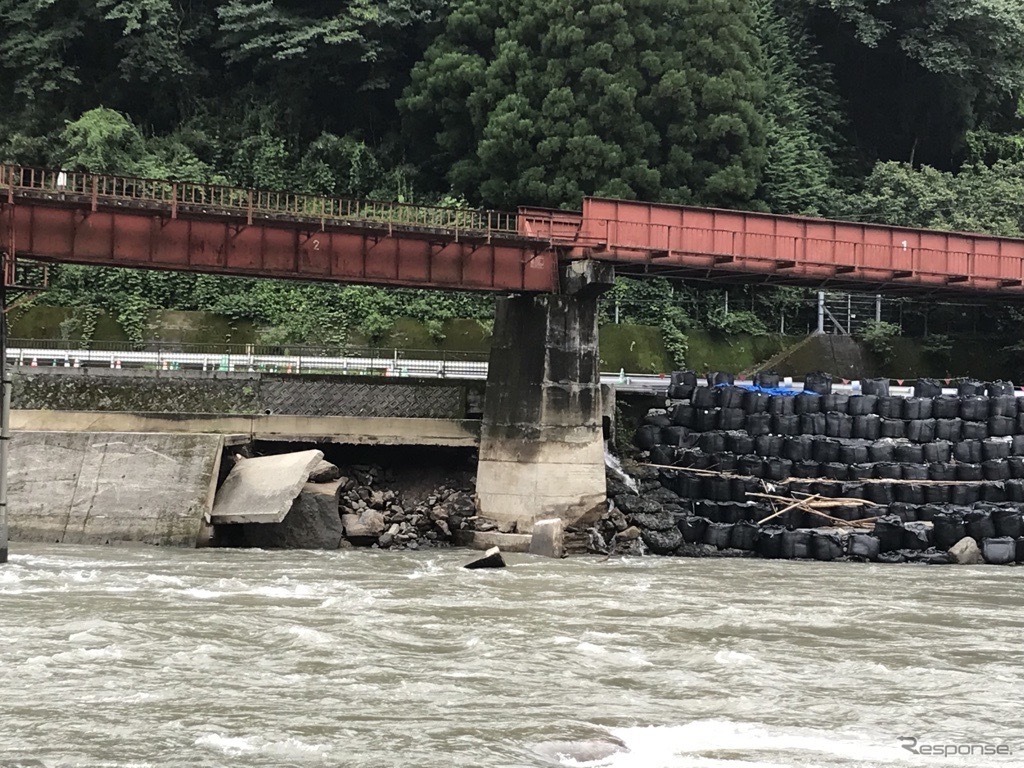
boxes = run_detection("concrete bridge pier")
[476,261,614,533]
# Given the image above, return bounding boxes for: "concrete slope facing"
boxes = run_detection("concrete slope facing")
[9,431,224,546]
[211,450,324,524]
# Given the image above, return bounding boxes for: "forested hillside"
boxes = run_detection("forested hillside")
[1,0,1023,355]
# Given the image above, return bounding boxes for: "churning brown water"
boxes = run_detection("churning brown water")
[1,544,1021,767]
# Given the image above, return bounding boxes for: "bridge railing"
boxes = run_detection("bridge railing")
[0,165,520,237]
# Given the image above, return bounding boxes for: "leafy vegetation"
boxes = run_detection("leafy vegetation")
[1,0,1023,362]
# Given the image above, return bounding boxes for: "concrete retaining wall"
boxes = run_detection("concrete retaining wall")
[9,431,223,546]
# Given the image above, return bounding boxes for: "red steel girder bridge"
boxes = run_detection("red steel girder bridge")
[3,165,1024,296]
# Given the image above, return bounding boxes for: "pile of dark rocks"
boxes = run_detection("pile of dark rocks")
[335,463,477,550]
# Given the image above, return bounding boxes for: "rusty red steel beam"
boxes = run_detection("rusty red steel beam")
[1,166,559,293]
[521,199,1024,296]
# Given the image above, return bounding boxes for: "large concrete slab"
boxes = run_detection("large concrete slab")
[9,431,223,546]
[211,450,323,524]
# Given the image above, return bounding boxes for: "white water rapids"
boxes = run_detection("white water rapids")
[1,544,1021,767]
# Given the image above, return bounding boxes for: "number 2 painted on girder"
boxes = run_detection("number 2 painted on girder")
[311,239,321,251]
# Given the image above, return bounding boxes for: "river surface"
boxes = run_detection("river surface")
[1,544,1021,767]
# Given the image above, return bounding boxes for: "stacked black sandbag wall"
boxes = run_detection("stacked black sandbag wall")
[624,373,1024,565]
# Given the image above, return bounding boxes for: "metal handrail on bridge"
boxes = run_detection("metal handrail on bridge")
[0,165,521,237]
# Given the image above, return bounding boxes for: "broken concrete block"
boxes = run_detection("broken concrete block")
[242,481,344,549]
[455,530,532,552]
[307,459,341,484]
[465,546,506,569]
[211,450,323,524]
[529,518,564,558]
[948,536,982,565]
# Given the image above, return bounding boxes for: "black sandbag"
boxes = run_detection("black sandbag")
[708,371,735,387]
[880,418,906,438]
[866,483,894,505]
[895,484,925,504]
[950,484,981,506]
[634,425,662,450]
[738,455,765,478]
[694,409,718,432]
[872,515,905,552]
[989,416,1015,437]
[986,380,1015,397]
[813,438,841,463]
[713,452,738,473]
[962,421,988,440]
[1012,436,1024,455]
[671,370,699,389]
[852,414,882,440]
[719,386,746,410]
[804,372,833,395]
[772,413,800,436]
[905,549,954,565]
[754,371,781,388]
[983,459,1011,481]
[922,441,952,463]
[727,432,755,455]
[846,395,877,416]
[982,438,1012,460]
[825,412,853,438]
[868,441,896,462]
[763,457,794,481]
[901,521,932,550]
[823,462,849,480]
[1017,413,1024,434]
[800,412,826,436]
[960,396,988,421]
[838,443,870,464]
[745,413,771,437]
[990,395,1017,418]
[756,526,785,558]
[694,500,720,522]
[706,475,733,501]
[792,392,819,415]
[812,530,844,561]
[777,506,805,528]
[822,393,849,413]
[697,431,727,454]
[848,533,880,560]
[874,462,902,480]
[956,463,983,481]
[812,481,842,499]
[668,383,695,400]
[650,445,676,466]
[928,462,957,481]
[671,404,696,427]
[703,521,734,549]
[783,435,813,462]
[692,386,718,408]
[876,550,906,563]
[743,390,770,414]
[849,464,875,480]
[673,474,705,499]
[676,448,700,467]
[914,378,943,398]
[1009,456,1024,479]
[730,476,760,503]
[894,443,925,463]
[861,378,890,397]
[718,408,746,430]
[932,513,968,549]
[730,521,759,551]
[781,528,813,558]
[934,418,962,442]
[924,485,950,504]
[769,395,797,416]
[982,483,1007,503]
[888,502,917,522]
[660,426,691,447]
[982,537,1016,564]
[965,509,997,541]
[953,440,983,463]
[903,397,933,420]
[754,434,784,457]
[792,460,821,478]
[992,508,1024,538]
[931,396,960,419]
[906,419,936,443]
[957,378,985,397]
[901,463,929,481]
[876,396,902,418]
[1006,479,1024,501]
[646,412,672,428]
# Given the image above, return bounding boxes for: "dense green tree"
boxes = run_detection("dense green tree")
[403,0,767,209]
